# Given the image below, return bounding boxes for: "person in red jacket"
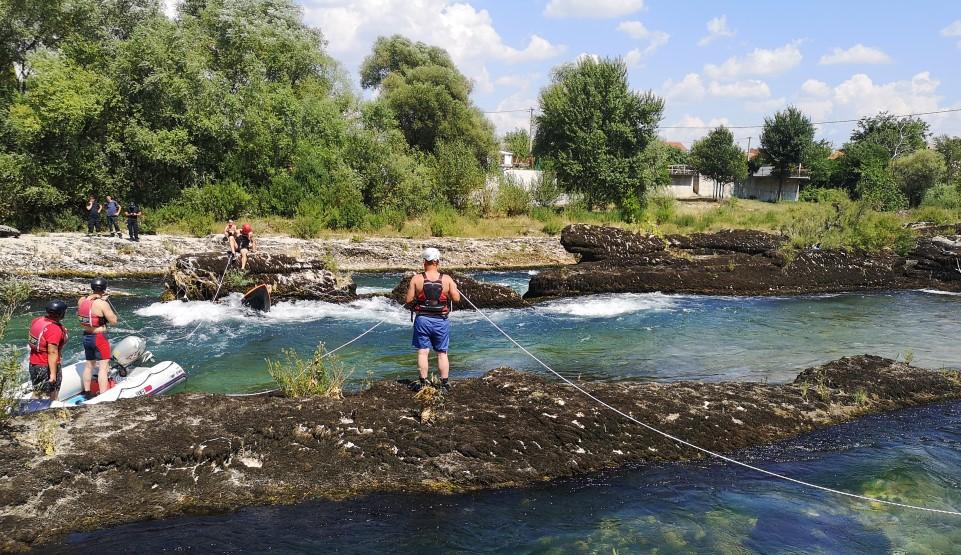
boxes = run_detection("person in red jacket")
[77,278,118,398]
[28,300,68,399]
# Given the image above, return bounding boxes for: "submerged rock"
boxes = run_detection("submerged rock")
[1,355,959,550]
[388,270,530,309]
[163,252,356,302]
[526,224,961,299]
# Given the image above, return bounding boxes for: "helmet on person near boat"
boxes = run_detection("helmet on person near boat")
[45,299,67,318]
[421,247,441,262]
[91,277,108,292]
[241,223,252,234]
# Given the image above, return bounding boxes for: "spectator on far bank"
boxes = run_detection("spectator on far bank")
[85,196,102,235]
[124,201,142,242]
[105,195,121,238]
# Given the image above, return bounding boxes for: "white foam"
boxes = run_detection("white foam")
[136,295,410,327]
[537,293,680,318]
[356,286,392,294]
[917,289,961,297]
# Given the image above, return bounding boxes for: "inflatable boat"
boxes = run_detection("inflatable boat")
[13,336,187,414]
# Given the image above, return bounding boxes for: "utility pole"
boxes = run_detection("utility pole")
[527,107,535,166]
[745,136,752,160]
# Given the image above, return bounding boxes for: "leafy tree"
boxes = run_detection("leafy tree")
[858,162,906,211]
[850,111,929,160]
[533,56,663,218]
[805,140,838,190]
[890,149,946,207]
[503,128,531,160]
[359,35,495,166]
[759,106,815,201]
[359,35,456,89]
[934,135,961,189]
[689,127,747,199]
[432,140,486,209]
[662,142,690,166]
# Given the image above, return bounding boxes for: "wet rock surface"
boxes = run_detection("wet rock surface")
[0,225,20,238]
[164,252,356,302]
[527,225,961,298]
[388,271,530,309]
[1,355,959,550]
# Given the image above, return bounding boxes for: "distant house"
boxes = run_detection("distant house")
[734,165,809,202]
[498,150,514,168]
[661,141,729,200]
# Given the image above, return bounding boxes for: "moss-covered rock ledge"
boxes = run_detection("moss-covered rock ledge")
[2,355,960,550]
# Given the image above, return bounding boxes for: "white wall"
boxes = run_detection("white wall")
[735,177,800,202]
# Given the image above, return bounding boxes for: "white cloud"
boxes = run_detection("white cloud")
[819,44,891,65]
[943,20,961,47]
[617,21,669,64]
[744,97,788,114]
[800,79,831,97]
[661,73,705,102]
[301,1,565,93]
[486,84,538,136]
[833,72,941,116]
[660,115,732,146]
[544,0,645,19]
[697,15,735,47]
[704,41,803,80]
[707,79,771,98]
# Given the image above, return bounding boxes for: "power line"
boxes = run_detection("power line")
[657,107,961,130]
[482,107,536,114]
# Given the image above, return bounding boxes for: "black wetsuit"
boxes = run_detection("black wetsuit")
[125,202,141,241]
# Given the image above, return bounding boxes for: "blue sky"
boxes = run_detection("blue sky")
[170,0,961,147]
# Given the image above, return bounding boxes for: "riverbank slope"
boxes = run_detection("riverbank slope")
[2,355,959,550]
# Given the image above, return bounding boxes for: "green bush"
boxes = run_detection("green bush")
[494,179,531,216]
[184,211,216,237]
[432,141,487,209]
[799,187,851,204]
[530,171,562,207]
[646,194,677,225]
[428,205,460,237]
[258,173,303,217]
[857,164,908,212]
[541,217,564,235]
[291,199,324,239]
[181,180,252,221]
[37,208,85,232]
[921,184,961,211]
[267,343,351,398]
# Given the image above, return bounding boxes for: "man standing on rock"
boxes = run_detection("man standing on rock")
[405,247,460,392]
[85,195,102,235]
[104,195,122,238]
[28,300,68,400]
[78,278,118,398]
[124,201,141,242]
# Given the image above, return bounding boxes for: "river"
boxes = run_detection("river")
[7,272,961,552]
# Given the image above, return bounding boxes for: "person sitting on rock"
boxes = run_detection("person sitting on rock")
[405,247,460,393]
[229,223,256,270]
[28,300,68,400]
[223,219,238,244]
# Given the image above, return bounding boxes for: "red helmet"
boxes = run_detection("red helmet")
[241,223,252,234]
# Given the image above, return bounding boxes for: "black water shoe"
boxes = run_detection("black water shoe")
[440,379,452,394]
[411,378,429,393]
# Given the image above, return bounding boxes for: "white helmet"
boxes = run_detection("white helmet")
[421,247,441,262]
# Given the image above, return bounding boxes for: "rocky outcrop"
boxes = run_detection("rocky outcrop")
[526,224,961,299]
[388,271,530,309]
[0,233,573,282]
[2,355,959,550]
[163,252,356,302]
[3,275,131,300]
[0,225,20,238]
[561,223,665,263]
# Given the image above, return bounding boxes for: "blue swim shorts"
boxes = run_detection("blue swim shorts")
[412,316,450,353]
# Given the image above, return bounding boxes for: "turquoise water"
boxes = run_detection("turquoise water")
[7,273,961,393]
[9,274,961,552]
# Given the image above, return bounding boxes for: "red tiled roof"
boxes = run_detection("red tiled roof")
[664,141,688,152]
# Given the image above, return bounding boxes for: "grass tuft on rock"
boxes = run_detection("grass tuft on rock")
[267,343,351,399]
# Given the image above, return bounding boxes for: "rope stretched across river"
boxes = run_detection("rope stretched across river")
[460,293,961,517]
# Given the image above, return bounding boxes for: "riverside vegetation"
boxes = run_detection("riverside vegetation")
[2,1,959,253]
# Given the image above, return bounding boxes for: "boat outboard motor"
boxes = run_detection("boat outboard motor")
[110,336,147,377]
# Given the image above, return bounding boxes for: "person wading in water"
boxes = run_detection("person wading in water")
[78,278,118,398]
[405,247,460,392]
[28,300,68,400]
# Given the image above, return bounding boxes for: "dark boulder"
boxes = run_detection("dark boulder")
[666,229,785,255]
[389,270,530,309]
[164,252,355,302]
[905,235,961,284]
[0,224,20,238]
[560,224,665,263]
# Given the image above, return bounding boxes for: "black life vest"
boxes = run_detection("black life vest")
[237,233,251,249]
[413,273,451,319]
